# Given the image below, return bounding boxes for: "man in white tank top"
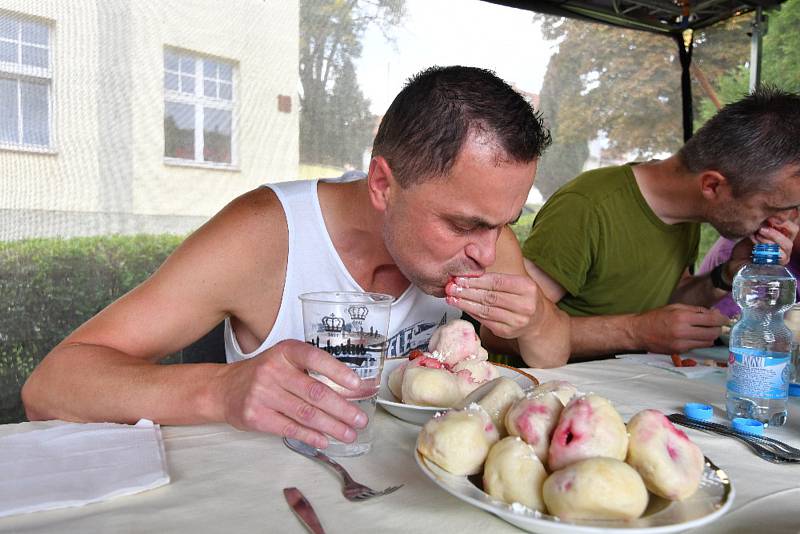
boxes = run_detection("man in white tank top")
[24,66,570,450]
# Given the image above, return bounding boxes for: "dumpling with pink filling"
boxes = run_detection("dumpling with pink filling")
[626,409,704,501]
[543,457,648,520]
[452,360,501,397]
[417,405,500,475]
[548,394,628,471]
[428,319,484,366]
[531,380,578,406]
[454,377,525,437]
[504,391,563,465]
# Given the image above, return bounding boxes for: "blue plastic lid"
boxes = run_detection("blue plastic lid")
[731,417,764,436]
[789,383,800,397]
[752,243,781,264]
[684,403,713,421]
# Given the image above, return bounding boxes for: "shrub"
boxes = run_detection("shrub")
[0,234,184,423]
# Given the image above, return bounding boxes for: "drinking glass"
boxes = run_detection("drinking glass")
[299,291,393,456]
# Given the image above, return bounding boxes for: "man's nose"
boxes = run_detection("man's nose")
[464,230,498,269]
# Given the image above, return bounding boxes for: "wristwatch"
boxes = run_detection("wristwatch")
[710,262,733,292]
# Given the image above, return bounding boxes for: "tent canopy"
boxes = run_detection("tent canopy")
[484,0,783,34]
[484,0,787,140]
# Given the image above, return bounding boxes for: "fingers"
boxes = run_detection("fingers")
[224,340,370,447]
[279,340,361,391]
[263,378,363,445]
[445,274,537,336]
[449,273,528,294]
[279,367,368,430]
[251,409,330,450]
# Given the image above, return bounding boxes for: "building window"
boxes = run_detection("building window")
[164,49,234,166]
[0,14,51,150]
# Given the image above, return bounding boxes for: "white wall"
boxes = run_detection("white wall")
[0,0,299,233]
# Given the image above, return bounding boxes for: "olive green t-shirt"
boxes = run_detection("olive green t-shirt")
[522,164,700,317]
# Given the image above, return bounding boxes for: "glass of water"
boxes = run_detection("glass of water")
[298,291,393,456]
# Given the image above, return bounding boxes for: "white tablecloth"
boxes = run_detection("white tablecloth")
[1,358,798,533]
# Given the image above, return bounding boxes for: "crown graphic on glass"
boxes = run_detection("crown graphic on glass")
[348,305,369,321]
[321,313,345,333]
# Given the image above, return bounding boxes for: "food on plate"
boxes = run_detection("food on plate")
[504,391,564,465]
[428,318,488,366]
[483,436,548,512]
[547,394,628,471]
[400,366,461,407]
[542,457,649,521]
[417,386,711,524]
[530,380,578,406]
[387,319,501,407]
[454,377,525,437]
[626,409,705,501]
[417,404,499,475]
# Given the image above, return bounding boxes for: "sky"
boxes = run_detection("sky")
[356,0,557,115]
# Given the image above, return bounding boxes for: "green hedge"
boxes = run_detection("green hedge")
[0,234,184,424]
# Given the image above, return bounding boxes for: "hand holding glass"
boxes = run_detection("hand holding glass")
[299,291,393,456]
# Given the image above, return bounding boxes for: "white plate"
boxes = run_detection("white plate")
[415,451,734,534]
[376,358,539,426]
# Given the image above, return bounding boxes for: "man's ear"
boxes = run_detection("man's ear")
[367,156,395,212]
[699,170,731,201]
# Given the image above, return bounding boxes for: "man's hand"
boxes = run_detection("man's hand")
[445,273,550,340]
[731,216,799,267]
[218,340,368,449]
[633,304,728,354]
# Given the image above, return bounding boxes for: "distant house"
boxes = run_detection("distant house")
[0,1,299,240]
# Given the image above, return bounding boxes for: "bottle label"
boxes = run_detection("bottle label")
[727,348,791,399]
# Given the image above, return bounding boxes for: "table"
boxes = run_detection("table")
[1,358,798,533]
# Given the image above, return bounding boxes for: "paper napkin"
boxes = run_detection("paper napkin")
[616,352,723,378]
[0,419,169,517]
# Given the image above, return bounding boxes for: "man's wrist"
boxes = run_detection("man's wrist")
[710,262,733,292]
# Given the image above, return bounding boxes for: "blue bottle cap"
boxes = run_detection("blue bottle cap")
[789,384,800,397]
[684,403,713,421]
[731,417,764,436]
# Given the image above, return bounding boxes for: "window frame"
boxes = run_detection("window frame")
[162,47,237,170]
[0,13,55,154]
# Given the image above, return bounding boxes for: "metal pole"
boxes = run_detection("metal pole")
[749,6,764,91]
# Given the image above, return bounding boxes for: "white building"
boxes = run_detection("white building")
[0,0,299,240]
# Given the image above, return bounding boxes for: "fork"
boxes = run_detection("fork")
[668,414,800,464]
[283,437,403,501]
[668,413,800,458]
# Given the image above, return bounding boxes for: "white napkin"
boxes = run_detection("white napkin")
[0,419,169,518]
[616,353,723,378]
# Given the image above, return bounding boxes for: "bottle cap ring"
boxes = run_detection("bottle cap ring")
[731,417,764,436]
[683,403,713,422]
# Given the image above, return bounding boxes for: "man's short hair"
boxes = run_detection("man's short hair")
[678,86,800,196]
[372,65,551,187]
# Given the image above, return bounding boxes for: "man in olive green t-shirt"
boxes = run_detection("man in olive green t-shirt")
[522,88,800,358]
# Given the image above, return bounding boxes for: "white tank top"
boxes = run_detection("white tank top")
[224,179,460,362]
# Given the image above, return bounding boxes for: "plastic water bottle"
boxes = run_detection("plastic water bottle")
[726,243,796,427]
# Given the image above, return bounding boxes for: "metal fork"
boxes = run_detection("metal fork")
[668,413,800,458]
[668,413,800,464]
[283,438,403,501]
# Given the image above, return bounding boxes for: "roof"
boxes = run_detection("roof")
[483,0,785,34]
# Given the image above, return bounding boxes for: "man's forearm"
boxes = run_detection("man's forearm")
[480,308,571,369]
[670,261,740,307]
[516,308,571,368]
[22,343,227,425]
[568,314,641,359]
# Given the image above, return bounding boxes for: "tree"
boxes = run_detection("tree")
[698,0,800,123]
[299,0,405,168]
[535,12,753,195]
